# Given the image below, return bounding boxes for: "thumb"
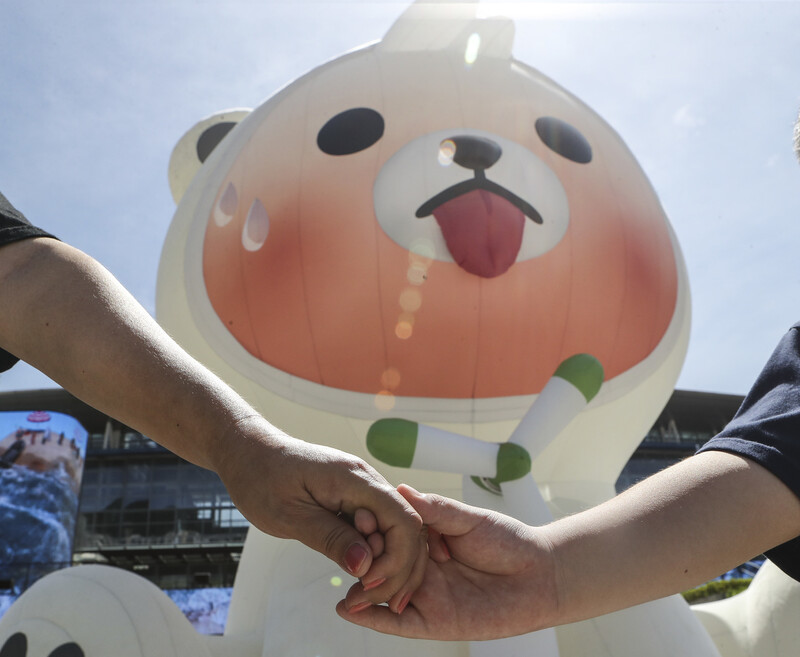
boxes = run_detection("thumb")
[397,484,485,537]
[295,507,373,578]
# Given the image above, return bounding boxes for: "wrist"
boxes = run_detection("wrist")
[531,524,567,630]
[209,412,284,479]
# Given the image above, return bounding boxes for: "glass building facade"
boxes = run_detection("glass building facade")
[74,432,246,590]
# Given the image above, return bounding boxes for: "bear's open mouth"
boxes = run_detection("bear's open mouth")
[415,171,542,278]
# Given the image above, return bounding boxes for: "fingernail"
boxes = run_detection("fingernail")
[363,577,386,591]
[345,543,369,575]
[396,592,411,615]
[348,601,372,614]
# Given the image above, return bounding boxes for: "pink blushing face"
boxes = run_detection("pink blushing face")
[201,50,678,400]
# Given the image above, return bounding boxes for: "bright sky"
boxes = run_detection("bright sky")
[1,1,799,398]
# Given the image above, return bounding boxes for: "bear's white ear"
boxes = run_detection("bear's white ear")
[168,109,251,204]
[379,0,514,59]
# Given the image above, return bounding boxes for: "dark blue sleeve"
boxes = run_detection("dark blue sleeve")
[0,191,55,245]
[697,323,800,581]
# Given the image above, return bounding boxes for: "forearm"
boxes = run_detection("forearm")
[0,238,427,597]
[540,450,800,626]
[0,237,264,470]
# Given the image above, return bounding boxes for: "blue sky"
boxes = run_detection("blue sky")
[1,1,799,397]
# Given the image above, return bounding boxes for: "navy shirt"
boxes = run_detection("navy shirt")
[698,323,800,581]
[0,191,55,371]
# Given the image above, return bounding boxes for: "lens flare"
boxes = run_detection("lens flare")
[407,239,433,285]
[407,264,427,285]
[399,287,422,312]
[409,237,435,262]
[438,139,456,166]
[464,33,481,65]
[374,390,396,411]
[399,311,415,326]
[395,321,413,340]
[381,367,401,390]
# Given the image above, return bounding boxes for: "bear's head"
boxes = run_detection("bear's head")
[159,0,688,448]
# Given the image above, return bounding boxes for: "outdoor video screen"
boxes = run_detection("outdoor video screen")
[0,410,88,572]
[165,587,233,635]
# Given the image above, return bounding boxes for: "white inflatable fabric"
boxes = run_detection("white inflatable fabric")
[692,561,800,657]
[0,565,212,657]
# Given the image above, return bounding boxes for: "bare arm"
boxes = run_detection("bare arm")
[0,237,252,465]
[0,237,425,608]
[339,451,800,638]
[546,450,800,624]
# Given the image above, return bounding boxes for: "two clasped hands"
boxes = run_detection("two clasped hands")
[333,482,559,640]
[210,413,551,641]
[330,449,800,641]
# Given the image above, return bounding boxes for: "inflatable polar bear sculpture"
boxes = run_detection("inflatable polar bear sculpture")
[3,1,799,656]
[157,1,703,655]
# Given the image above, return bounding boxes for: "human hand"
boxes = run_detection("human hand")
[213,416,427,609]
[337,484,559,640]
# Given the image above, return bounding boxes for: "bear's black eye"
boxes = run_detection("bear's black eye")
[535,117,592,164]
[48,643,84,657]
[317,108,384,156]
[197,122,237,163]
[0,633,26,657]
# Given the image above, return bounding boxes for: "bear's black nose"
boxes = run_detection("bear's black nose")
[450,135,502,171]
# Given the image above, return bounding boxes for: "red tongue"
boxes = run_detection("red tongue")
[432,189,524,278]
